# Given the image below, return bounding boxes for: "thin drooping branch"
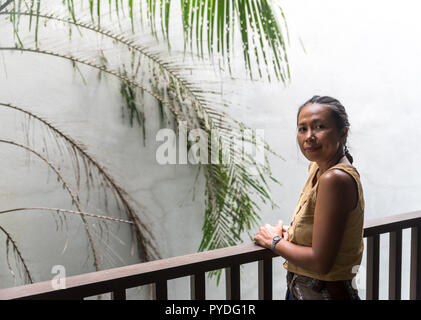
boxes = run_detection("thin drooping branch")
[0,225,33,284]
[0,139,100,271]
[0,207,135,225]
[0,47,194,129]
[0,0,12,12]
[0,102,160,261]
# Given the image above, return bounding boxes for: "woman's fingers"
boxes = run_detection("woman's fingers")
[275,220,283,228]
[274,220,284,234]
[254,224,272,248]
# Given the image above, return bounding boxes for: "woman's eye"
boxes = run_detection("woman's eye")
[315,125,324,129]
[298,127,306,132]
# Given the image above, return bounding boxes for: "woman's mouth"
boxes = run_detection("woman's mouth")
[304,146,322,152]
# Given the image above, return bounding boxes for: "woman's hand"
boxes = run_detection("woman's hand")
[254,220,285,249]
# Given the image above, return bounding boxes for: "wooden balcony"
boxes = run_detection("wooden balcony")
[0,210,420,300]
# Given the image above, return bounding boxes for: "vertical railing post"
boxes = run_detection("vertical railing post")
[366,235,380,300]
[389,230,402,300]
[190,272,206,300]
[225,265,241,300]
[111,288,126,300]
[258,258,272,300]
[153,280,168,300]
[410,225,421,300]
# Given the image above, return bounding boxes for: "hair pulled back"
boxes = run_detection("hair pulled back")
[297,95,353,164]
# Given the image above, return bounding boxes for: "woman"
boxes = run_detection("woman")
[254,96,364,300]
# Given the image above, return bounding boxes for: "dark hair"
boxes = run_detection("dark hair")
[297,95,353,164]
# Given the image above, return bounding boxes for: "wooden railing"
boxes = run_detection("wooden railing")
[363,210,421,300]
[0,210,420,300]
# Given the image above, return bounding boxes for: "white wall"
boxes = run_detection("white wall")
[0,0,420,299]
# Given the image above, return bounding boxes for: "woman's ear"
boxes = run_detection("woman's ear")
[340,128,349,144]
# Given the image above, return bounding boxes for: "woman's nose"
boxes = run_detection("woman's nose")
[305,129,315,141]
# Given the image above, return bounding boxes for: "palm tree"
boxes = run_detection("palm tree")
[0,0,289,286]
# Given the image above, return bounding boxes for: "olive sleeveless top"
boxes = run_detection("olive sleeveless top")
[284,161,365,281]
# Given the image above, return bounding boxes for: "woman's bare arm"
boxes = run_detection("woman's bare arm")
[255,169,358,274]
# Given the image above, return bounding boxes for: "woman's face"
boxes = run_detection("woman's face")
[297,103,346,163]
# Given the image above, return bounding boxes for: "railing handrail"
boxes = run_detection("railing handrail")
[1,210,421,300]
[0,242,275,300]
[363,210,421,237]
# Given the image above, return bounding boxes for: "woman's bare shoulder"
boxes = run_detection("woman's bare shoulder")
[318,169,358,210]
[319,169,355,189]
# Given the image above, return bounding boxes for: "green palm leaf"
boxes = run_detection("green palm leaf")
[7,0,289,81]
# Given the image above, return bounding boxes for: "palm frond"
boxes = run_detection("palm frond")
[0,138,101,270]
[6,0,289,81]
[0,102,161,262]
[0,207,135,225]
[0,225,33,285]
[1,10,280,144]
[1,4,284,280]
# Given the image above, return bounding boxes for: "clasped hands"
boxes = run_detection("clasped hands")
[253,220,289,250]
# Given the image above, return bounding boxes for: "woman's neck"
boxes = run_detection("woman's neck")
[316,150,346,176]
